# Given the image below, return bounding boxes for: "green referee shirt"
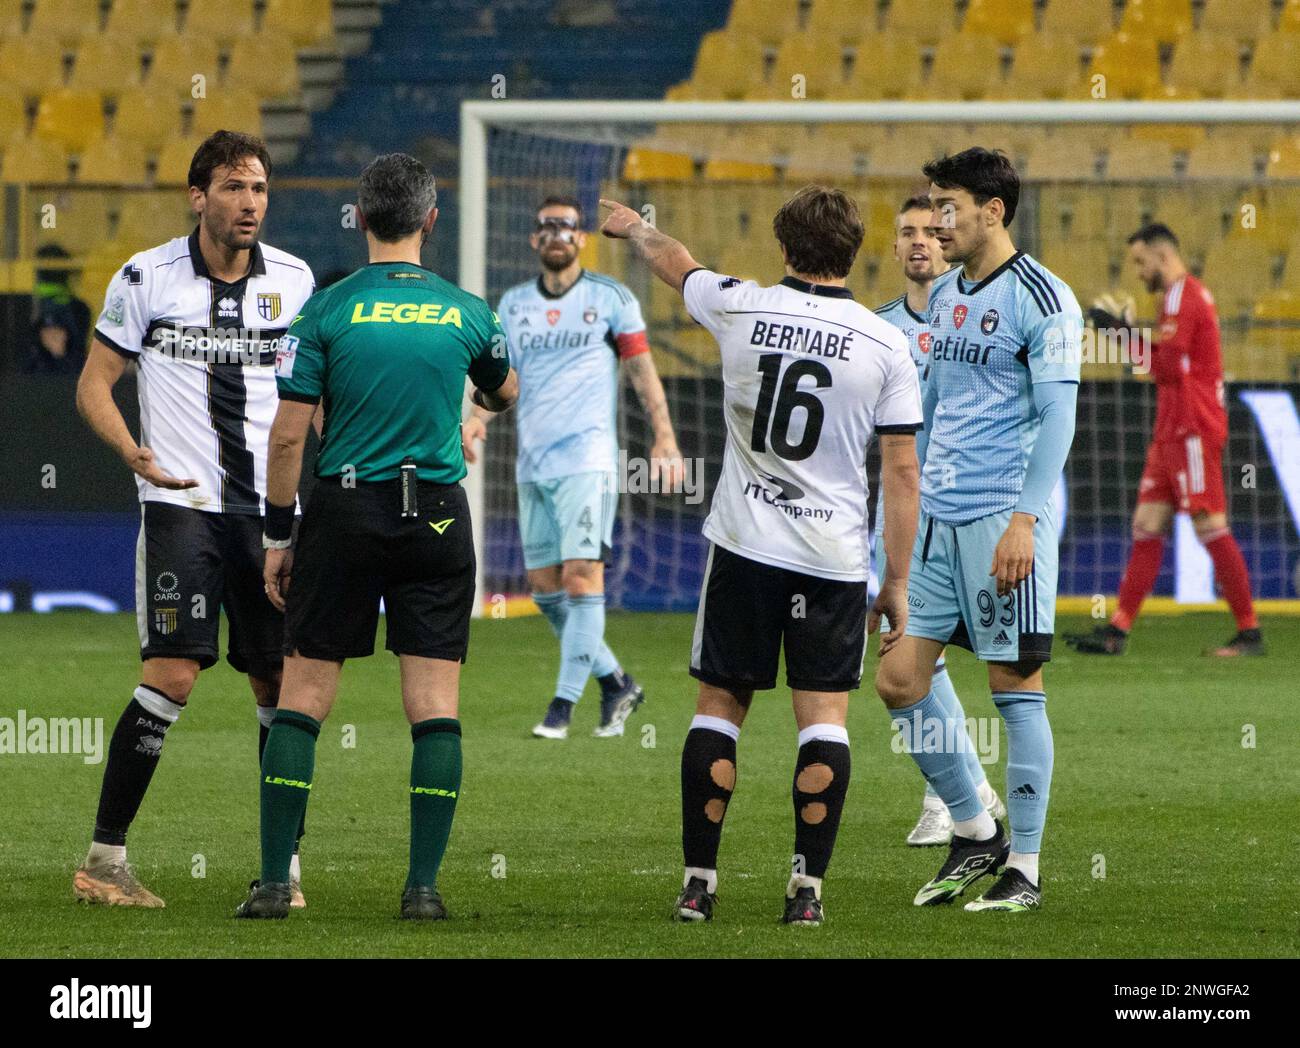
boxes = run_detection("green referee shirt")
[275,261,509,483]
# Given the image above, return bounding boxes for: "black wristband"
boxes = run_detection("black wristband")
[264,500,295,541]
[471,387,489,409]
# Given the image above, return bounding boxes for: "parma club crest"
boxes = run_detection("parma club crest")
[153,607,178,636]
[257,292,282,322]
[953,304,968,329]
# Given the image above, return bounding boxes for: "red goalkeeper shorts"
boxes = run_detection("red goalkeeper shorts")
[1137,435,1226,515]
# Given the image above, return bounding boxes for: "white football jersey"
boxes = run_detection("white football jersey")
[94,231,315,514]
[684,269,922,581]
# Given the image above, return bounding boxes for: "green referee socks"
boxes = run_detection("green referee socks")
[260,709,320,885]
[407,718,463,891]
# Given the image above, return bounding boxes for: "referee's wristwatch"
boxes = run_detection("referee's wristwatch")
[263,499,295,550]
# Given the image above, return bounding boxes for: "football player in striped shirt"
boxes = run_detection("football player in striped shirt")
[462,195,684,739]
[874,196,1005,847]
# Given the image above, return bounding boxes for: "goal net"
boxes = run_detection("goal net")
[461,101,1300,614]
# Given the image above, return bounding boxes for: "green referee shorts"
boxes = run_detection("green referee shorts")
[284,477,476,662]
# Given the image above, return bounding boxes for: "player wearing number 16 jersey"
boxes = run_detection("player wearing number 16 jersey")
[599,186,924,926]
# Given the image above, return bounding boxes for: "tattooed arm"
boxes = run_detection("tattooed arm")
[598,199,702,293]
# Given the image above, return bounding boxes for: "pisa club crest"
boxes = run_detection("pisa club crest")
[546,309,561,326]
[257,292,282,322]
[918,331,932,354]
[952,304,968,329]
[981,308,1000,335]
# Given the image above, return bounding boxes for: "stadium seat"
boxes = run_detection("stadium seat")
[882,0,962,47]
[0,0,23,33]
[0,35,69,92]
[1279,0,1300,34]
[1233,34,1300,98]
[1164,32,1243,99]
[0,133,69,182]
[0,86,27,140]
[831,37,923,99]
[75,134,147,184]
[1088,33,1163,100]
[105,0,181,41]
[702,157,776,183]
[145,36,220,97]
[770,32,847,99]
[1185,134,1262,179]
[1040,0,1115,47]
[805,0,875,46]
[153,135,203,184]
[1126,123,1206,153]
[1266,134,1300,178]
[110,87,182,153]
[1038,240,1112,307]
[27,0,103,43]
[687,31,765,99]
[962,0,1035,45]
[1202,0,1272,43]
[33,89,104,152]
[1105,137,1176,179]
[1242,290,1300,379]
[1240,186,1300,253]
[225,37,302,99]
[998,33,1086,100]
[783,133,861,181]
[727,0,801,45]
[622,147,694,182]
[189,89,263,138]
[31,188,110,254]
[112,188,192,247]
[1201,234,1277,317]
[1039,187,1107,247]
[1023,136,1101,180]
[1118,0,1193,47]
[70,35,145,92]
[184,0,255,44]
[262,0,336,48]
[863,128,944,178]
[916,33,1004,99]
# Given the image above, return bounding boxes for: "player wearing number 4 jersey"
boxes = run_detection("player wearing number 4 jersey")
[601,185,924,926]
[876,149,1083,914]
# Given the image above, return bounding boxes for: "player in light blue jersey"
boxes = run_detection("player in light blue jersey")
[462,195,684,739]
[874,195,1005,848]
[875,149,1081,913]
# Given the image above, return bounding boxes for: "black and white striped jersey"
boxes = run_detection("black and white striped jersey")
[94,230,315,514]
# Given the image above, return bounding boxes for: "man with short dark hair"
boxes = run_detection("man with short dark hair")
[601,184,924,926]
[235,153,518,921]
[462,193,682,739]
[1067,223,1261,656]
[875,148,1082,913]
[73,129,315,909]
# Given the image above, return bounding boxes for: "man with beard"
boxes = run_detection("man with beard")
[462,195,684,739]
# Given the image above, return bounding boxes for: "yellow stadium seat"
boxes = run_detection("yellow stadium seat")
[0,86,26,139]
[1201,234,1277,317]
[1126,123,1205,153]
[832,37,923,99]
[883,0,962,47]
[1239,186,1300,253]
[27,0,102,43]
[1165,32,1243,99]
[0,0,23,33]
[727,0,801,44]
[771,32,847,99]
[189,89,263,138]
[1202,0,1272,42]
[70,35,145,92]
[1240,289,1300,380]
[112,88,183,152]
[963,0,1035,45]
[32,189,111,254]
[0,35,68,92]
[689,30,765,99]
[1088,33,1163,100]
[1105,137,1175,179]
[1185,135,1261,179]
[105,0,181,41]
[783,133,862,181]
[225,36,302,98]
[1242,34,1300,97]
[1023,136,1102,180]
[33,88,104,152]
[1279,234,1300,284]
[1001,32,1086,100]
[622,148,694,182]
[146,35,221,97]
[113,189,192,247]
[1,134,69,182]
[702,157,776,183]
[863,128,944,178]
[1266,134,1300,178]
[1037,240,1112,307]
[1279,0,1300,34]
[262,0,336,48]
[1039,187,1107,247]
[916,33,1003,99]
[806,0,875,46]
[1040,0,1115,46]
[75,135,148,184]
[153,136,206,184]
[1149,187,1230,262]
[184,0,255,43]
[1119,0,1192,46]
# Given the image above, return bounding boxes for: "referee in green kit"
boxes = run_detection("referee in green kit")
[235,153,518,921]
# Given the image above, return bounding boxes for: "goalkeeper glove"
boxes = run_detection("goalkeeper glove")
[1087,291,1136,330]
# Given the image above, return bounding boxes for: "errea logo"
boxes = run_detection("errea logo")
[50,980,151,1028]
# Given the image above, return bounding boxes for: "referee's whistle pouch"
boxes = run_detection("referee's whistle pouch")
[399,457,419,519]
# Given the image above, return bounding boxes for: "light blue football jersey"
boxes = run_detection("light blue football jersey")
[498,270,647,483]
[921,251,1082,524]
[873,291,934,529]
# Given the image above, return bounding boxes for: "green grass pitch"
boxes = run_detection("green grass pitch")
[2,611,1295,958]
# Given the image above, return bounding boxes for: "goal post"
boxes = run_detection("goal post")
[460,99,1300,617]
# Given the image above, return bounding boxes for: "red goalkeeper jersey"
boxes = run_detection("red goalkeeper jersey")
[1149,273,1227,444]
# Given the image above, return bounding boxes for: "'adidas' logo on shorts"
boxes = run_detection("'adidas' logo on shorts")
[992,629,1013,647]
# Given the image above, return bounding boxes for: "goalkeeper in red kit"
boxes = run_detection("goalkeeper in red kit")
[1067,223,1263,657]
